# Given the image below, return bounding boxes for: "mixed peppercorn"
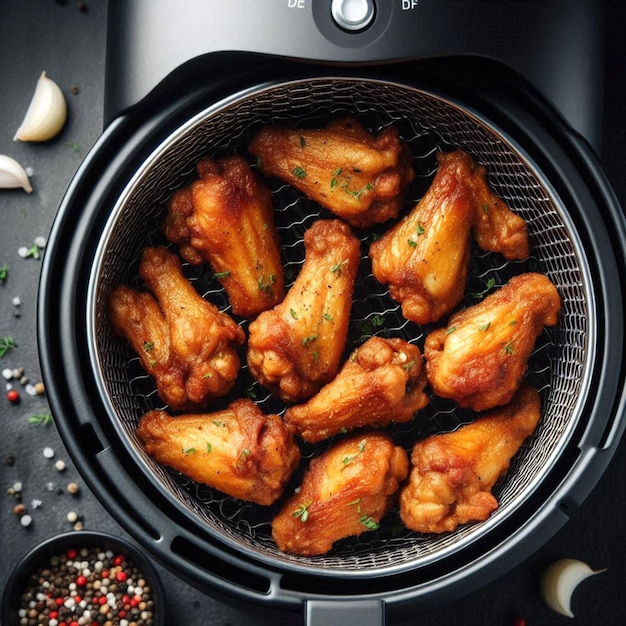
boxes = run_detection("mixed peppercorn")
[16,545,156,626]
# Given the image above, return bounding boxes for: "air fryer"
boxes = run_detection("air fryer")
[38,2,626,625]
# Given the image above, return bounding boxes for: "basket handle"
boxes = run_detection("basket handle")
[306,600,385,626]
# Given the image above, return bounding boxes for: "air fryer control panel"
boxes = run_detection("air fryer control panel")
[106,0,603,147]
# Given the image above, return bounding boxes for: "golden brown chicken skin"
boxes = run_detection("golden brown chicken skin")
[248,117,414,229]
[136,399,300,506]
[109,247,245,411]
[424,273,561,412]
[247,219,360,403]
[369,150,529,325]
[272,432,409,555]
[164,155,284,318]
[399,383,541,534]
[284,337,428,443]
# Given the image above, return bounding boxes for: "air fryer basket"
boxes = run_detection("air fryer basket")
[89,77,591,574]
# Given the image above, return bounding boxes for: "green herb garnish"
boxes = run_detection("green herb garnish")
[293,502,312,523]
[331,259,348,275]
[29,413,53,427]
[0,336,17,357]
[302,334,318,347]
[342,440,367,467]
[359,515,380,530]
[470,277,496,299]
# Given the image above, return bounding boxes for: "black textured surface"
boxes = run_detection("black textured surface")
[1,2,624,625]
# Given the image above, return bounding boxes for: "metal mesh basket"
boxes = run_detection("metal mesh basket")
[88,77,592,573]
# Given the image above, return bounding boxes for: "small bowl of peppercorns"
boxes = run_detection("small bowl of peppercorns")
[1,530,165,626]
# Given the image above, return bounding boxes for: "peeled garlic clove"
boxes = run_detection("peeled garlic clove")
[540,558,606,618]
[0,155,33,193]
[14,71,67,142]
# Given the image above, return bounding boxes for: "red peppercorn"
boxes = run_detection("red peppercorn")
[74,595,82,604]
[6,389,19,403]
[512,618,526,626]
[98,596,107,605]
[70,621,79,626]
[122,594,130,604]
[114,554,125,566]
[76,575,87,586]
[49,611,58,619]
[55,597,65,606]
[130,596,140,607]
[116,571,127,582]
[67,548,78,559]
[119,610,127,618]
[101,569,109,579]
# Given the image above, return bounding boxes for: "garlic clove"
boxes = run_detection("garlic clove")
[540,558,606,618]
[0,155,33,193]
[14,71,67,142]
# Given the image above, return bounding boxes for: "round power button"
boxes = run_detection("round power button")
[331,0,375,32]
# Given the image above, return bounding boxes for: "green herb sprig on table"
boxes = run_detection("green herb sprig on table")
[0,336,17,357]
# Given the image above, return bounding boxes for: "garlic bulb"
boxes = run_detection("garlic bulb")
[14,71,67,142]
[0,155,32,193]
[540,558,606,618]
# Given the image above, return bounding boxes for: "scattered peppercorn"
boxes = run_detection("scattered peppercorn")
[6,388,20,403]
[20,513,32,527]
[13,503,27,516]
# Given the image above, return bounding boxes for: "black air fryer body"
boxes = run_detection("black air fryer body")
[38,2,626,625]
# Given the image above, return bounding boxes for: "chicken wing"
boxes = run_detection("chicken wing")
[248,117,414,229]
[284,337,428,443]
[109,247,245,411]
[247,219,361,403]
[424,273,561,412]
[136,399,300,506]
[164,155,284,318]
[399,383,541,534]
[369,150,529,325]
[272,432,409,555]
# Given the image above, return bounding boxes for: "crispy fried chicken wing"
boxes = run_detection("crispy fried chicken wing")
[109,247,245,410]
[284,337,428,443]
[369,150,529,325]
[399,383,541,534]
[424,273,561,411]
[272,432,409,555]
[136,399,300,506]
[164,155,284,318]
[370,150,474,324]
[248,117,414,229]
[247,219,360,403]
